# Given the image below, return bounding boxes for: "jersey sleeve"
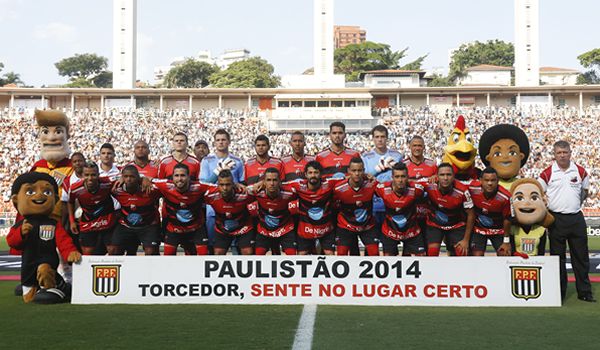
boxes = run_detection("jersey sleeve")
[235,158,245,183]
[200,157,218,183]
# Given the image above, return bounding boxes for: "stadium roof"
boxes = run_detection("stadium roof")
[540,66,580,73]
[358,70,426,80]
[274,93,373,99]
[465,64,514,71]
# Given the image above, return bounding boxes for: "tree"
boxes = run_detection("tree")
[448,40,514,82]
[0,62,25,86]
[576,48,600,84]
[427,74,452,87]
[163,59,219,88]
[334,41,427,82]
[209,57,280,88]
[55,53,111,87]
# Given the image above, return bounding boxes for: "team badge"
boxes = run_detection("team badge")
[511,266,541,300]
[520,238,536,253]
[39,225,55,241]
[92,265,121,297]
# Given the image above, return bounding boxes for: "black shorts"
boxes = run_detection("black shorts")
[79,228,114,248]
[214,231,256,250]
[381,234,426,256]
[256,231,297,250]
[113,223,161,248]
[165,228,209,247]
[336,227,379,247]
[297,232,336,253]
[470,233,504,252]
[426,226,465,251]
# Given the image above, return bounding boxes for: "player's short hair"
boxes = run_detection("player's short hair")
[371,125,389,137]
[305,160,323,173]
[214,129,231,141]
[218,169,233,180]
[291,130,305,139]
[349,157,364,167]
[265,167,280,177]
[100,143,115,153]
[121,164,139,177]
[553,140,570,150]
[481,167,498,177]
[392,162,408,173]
[409,135,424,144]
[437,162,454,173]
[71,152,85,160]
[173,132,188,142]
[83,160,99,172]
[255,134,270,145]
[329,121,346,132]
[194,140,208,147]
[173,163,190,175]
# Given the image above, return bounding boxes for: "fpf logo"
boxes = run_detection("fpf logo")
[510,266,541,300]
[92,265,121,297]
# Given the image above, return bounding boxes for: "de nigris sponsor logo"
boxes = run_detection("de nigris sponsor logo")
[587,226,600,236]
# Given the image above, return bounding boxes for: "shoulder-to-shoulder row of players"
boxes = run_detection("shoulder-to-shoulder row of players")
[59,122,544,258]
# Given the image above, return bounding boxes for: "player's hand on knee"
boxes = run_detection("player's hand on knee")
[454,239,468,256]
[497,243,511,256]
[22,220,33,236]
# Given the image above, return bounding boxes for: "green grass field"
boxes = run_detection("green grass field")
[0,281,598,349]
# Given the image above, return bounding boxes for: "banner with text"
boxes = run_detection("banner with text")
[72,256,561,306]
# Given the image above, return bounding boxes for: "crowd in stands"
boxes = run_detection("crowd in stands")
[2,104,600,213]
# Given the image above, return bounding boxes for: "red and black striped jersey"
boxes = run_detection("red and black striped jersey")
[152,180,211,233]
[126,160,159,178]
[375,182,424,240]
[403,157,438,182]
[281,154,315,182]
[333,179,377,232]
[250,189,296,238]
[425,180,473,230]
[203,185,253,236]
[244,157,285,185]
[68,177,116,232]
[113,186,161,228]
[468,181,511,235]
[158,154,201,180]
[315,147,360,179]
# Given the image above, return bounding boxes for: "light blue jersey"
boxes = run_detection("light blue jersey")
[362,148,403,212]
[200,153,244,217]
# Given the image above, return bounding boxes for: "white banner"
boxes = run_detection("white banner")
[72,256,561,307]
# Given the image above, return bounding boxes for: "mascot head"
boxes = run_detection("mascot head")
[479,124,529,181]
[11,172,58,218]
[35,109,70,163]
[510,178,554,227]
[442,115,477,172]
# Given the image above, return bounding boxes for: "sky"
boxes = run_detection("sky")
[0,0,598,87]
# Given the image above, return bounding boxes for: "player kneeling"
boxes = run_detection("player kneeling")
[375,163,426,256]
[204,170,255,255]
[248,168,297,255]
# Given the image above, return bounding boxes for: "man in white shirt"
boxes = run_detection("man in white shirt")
[99,143,120,179]
[539,140,595,303]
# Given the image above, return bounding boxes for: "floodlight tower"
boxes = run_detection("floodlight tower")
[314,0,334,78]
[514,0,539,86]
[113,0,137,89]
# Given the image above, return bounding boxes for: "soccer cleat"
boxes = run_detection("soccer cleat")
[577,295,597,303]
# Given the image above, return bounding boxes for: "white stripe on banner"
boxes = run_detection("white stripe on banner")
[292,304,317,350]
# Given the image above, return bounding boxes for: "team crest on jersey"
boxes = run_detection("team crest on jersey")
[510,266,541,300]
[92,265,121,297]
[38,225,55,241]
[50,171,66,186]
[520,238,536,253]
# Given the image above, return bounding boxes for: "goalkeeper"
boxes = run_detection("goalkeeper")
[199,129,245,253]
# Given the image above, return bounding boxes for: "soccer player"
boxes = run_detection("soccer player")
[200,129,244,253]
[424,163,474,256]
[245,134,284,185]
[99,143,120,179]
[316,121,361,179]
[249,168,297,255]
[468,167,512,256]
[128,140,158,178]
[204,170,255,255]
[375,162,426,256]
[158,132,201,180]
[61,152,86,205]
[283,161,341,255]
[112,165,162,255]
[193,140,210,162]
[281,131,315,182]
[152,164,210,255]
[333,157,380,256]
[67,161,118,255]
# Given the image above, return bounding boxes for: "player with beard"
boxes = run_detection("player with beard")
[468,167,512,256]
[158,132,201,180]
[112,165,162,255]
[282,161,343,255]
[127,140,158,178]
[193,140,210,163]
[375,162,426,256]
[424,163,475,256]
[282,131,315,182]
[245,135,284,185]
[248,168,297,255]
[152,163,210,255]
[316,122,361,180]
[68,161,118,255]
[333,157,380,256]
[204,170,254,255]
